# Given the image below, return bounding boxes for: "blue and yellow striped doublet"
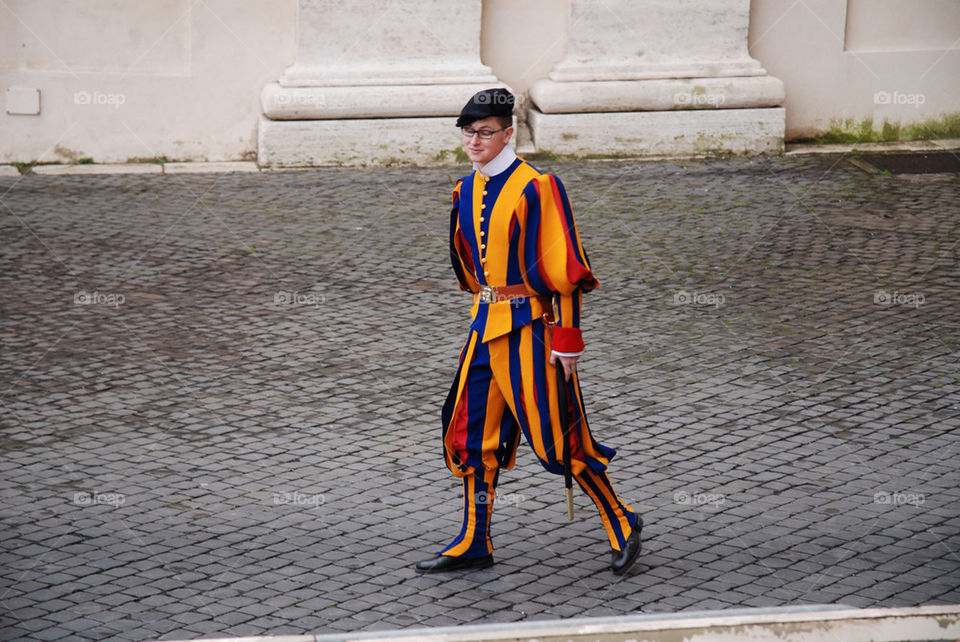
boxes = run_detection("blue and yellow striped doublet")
[439,157,638,557]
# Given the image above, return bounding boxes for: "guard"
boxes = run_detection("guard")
[415,88,642,575]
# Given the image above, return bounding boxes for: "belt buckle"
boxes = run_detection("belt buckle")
[480,285,494,304]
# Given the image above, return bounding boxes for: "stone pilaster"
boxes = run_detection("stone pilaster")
[259,0,507,166]
[528,0,786,156]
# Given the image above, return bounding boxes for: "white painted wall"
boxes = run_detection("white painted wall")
[488,0,960,139]
[1,0,297,164]
[748,0,960,140]
[2,1,958,163]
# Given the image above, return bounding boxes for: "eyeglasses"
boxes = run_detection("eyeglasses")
[461,127,507,140]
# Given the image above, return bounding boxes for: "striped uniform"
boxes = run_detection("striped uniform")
[439,155,638,559]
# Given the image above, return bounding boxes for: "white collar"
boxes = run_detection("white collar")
[473,144,517,178]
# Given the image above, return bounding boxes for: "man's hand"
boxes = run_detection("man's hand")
[549,351,579,381]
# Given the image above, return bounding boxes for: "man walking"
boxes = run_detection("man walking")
[415,88,642,575]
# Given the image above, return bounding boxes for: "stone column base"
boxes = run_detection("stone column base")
[528,107,786,157]
[261,82,507,120]
[258,115,468,167]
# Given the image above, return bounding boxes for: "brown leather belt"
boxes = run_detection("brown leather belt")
[479,284,534,303]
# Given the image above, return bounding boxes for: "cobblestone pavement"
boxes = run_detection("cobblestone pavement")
[1,155,959,641]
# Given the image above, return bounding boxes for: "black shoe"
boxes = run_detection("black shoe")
[611,517,643,575]
[415,554,494,574]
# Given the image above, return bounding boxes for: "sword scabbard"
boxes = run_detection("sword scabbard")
[556,361,575,521]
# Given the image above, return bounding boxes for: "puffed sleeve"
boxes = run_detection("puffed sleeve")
[449,180,480,293]
[517,174,598,352]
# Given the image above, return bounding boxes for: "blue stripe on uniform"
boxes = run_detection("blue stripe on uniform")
[551,176,587,266]
[520,181,550,293]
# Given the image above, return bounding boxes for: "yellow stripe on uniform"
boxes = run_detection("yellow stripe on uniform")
[444,474,477,557]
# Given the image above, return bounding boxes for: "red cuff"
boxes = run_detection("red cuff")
[552,326,584,353]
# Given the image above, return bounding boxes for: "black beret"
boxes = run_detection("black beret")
[456,88,515,128]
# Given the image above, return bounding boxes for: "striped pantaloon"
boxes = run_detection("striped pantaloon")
[440,319,637,558]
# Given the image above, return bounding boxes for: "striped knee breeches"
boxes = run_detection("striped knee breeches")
[440,320,637,557]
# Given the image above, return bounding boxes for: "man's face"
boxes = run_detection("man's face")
[461,116,513,166]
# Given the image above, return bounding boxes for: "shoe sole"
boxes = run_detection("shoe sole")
[415,557,494,574]
[611,549,641,576]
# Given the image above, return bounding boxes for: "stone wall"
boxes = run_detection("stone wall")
[749,0,960,140]
[1,0,297,164]
[2,0,957,164]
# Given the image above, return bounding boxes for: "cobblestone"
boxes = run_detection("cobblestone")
[1,157,958,640]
